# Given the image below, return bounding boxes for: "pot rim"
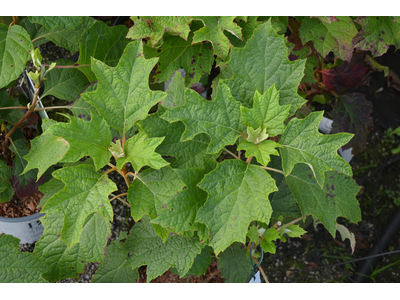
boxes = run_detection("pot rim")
[0,212,46,223]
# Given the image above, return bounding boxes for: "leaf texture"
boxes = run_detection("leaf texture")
[33,212,110,282]
[0,235,48,283]
[82,40,166,134]
[299,16,358,62]
[127,16,192,46]
[123,217,203,282]
[42,164,117,247]
[162,82,241,154]
[0,24,33,89]
[279,111,353,187]
[223,20,306,115]
[196,159,277,255]
[286,164,361,236]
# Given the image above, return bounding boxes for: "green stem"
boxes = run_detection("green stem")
[42,63,91,69]
[285,216,305,227]
[259,166,285,175]
[109,192,130,207]
[224,148,241,160]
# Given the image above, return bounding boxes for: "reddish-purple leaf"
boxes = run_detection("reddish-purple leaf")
[316,52,370,93]
[330,93,374,154]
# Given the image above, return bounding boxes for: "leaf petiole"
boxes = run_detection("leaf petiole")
[108,192,130,207]
[259,166,285,175]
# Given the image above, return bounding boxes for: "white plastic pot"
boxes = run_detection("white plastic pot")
[0,213,45,244]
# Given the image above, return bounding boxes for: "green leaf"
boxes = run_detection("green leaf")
[38,178,65,209]
[33,212,110,282]
[246,127,269,144]
[279,111,353,187]
[260,227,280,254]
[162,70,185,108]
[240,86,291,136]
[21,17,97,53]
[267,156,301,219]
[247,225,260,245]
[27,16,85,31]
[41,59,90,102]
[0,234,48,283]
[143,29,214,86]
[218,242,251,283]
[192,16,242,60]
[286,163,361,237]
[0,24,33,89]
[22,133,69,180]
[127,16,192,46]
[152,165,216,236]
[127,166,185,221]
[42,164,117,247]
[138,107,217,169]
[9,139,38,186]
[299,16,358,62]
[116,132,168,171]
[45,114,112,171]
[196,159,277,255]
[353,16,400,57]
[0,159,13,203]
[184,245,214,277]
[237,139,280,167]
[82,40,165,134]
[92,233,140,283]
[223,20,306,115]
[282,224,307,238]
[123,217,203,282]
[162,82,241,154]
[76,21,130,82]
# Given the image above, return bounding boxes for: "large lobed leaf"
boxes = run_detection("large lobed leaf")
[143,25,214,86]
[0,235,48,283]
[116,132,168,171]
[218,242,251,283]
[240,85,290,136]
[43,113,112,171]
[127,166,185,221]
[353,16,400,57]
[192,16,242,60]
[82,40,166,135]
[33,212,110,282]
[92,233,139,283]
[299,16,358,62]
[76,21,130,82]
[162,82,241,154]
[279,111,353,187]
[127,16,192,47]
[42,59,90,102]
[196,159,277,255]
[152,162,216,238]
[123,217,203,282]
[0,24,33,89]
[223,20,306,115]
[42,164,117,247]
[138,107,218,169]
[286,164,361,237]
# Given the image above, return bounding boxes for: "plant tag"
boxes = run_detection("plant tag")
[249,271,261,283]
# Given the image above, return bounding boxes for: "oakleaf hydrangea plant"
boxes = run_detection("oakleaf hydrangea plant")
[0,16,362,283]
